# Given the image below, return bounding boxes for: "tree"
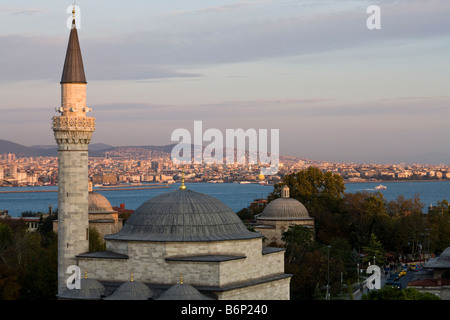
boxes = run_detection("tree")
[428,213,450,254]
[428,199,450,217]
[0,221,58,300]
[19,232,57,300]
[362,286,440,300]
[268,167,345,213]
[362,233,384,266]
[282,225,314,264]
[89,227,106,252]
[0,224,14,266]
[268,167,345,245]
[387,194,424,217]
[342,191,387,250]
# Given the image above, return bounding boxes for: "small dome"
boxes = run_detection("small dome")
[425,247,450,269]
[258,186,311,220]
[104,280,154,300]
[89,191,116,213]
[105,189,261,242]
[158,283,213,300]
[57,278,105,300]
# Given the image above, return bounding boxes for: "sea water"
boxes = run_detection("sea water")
[1,181,450,217]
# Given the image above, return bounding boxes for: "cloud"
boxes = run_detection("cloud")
[1,0,449,84]
[0,5,46,15]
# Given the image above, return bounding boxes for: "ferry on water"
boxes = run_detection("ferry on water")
[375,184,387,190]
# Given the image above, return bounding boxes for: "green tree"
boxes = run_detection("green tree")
[0,224,14,266]
[19,232,57,300]
[282,225,314,264]
[387,194,424,217]
[362,286,440,300]
[269,167,345,245]
[89,227,106,252]
[342,191,387,250]
[428,214,450,254]
[0,264,21,299]
[268,167,345,213]
[428,199,450,216]
[362,233,384,266]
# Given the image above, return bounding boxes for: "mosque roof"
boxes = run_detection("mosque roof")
[157,280,213,300]
[56,277,105,300]
[61,17,86,84]
[103,279,155,300]
[258,186,312,221]
[258,198,311,220]
[424,247,450,269]
[104,188,262,242]
[89,191,116,214]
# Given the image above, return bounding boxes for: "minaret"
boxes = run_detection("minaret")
[53,7,95,294]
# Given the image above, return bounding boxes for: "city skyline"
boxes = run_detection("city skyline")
[1,0,449,164]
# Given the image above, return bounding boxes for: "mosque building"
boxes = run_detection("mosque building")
[54,8,291,300]
[254,185,315,246]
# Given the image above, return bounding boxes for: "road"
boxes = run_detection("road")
[353,270,416,300]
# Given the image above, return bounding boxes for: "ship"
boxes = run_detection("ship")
[375,184,387,190]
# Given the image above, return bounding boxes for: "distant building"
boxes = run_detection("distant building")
[92,173,117,185]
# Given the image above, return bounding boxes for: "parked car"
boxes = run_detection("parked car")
[389,281,402,289]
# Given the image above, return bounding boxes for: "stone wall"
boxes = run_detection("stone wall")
[215,277,291,300]
[255,219,314,245]
[78,237,290,299]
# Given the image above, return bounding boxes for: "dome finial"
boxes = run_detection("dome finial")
[130,272,134,282]
[180,274,183,285]
[72,2,76,19]
[180,165,186,190]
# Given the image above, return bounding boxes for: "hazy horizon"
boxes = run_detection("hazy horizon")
[1,1,449,164]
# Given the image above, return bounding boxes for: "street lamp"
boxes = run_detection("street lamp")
[326,245,331,300]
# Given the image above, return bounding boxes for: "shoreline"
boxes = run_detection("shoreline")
[345,179,450,184]
[0,185,171,194]
[1,178,450,191]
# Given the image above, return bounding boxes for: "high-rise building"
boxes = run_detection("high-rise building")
[52,8,95,294]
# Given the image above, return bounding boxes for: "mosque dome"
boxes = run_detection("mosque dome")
[104,188,262,242]
[425,246,450,269]
[57,277,105,300]
[104,278,154,300]
[157,277,213,300]
[258,185,311,221]
[88,191,116,213]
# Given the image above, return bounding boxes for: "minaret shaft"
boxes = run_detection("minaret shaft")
[54,16,95,295]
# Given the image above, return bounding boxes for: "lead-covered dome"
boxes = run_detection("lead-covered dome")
[424,246,450,269]
[157,282,213,300]
[105,189,261,242]
[89,191,116,213]
[258,185,311,220]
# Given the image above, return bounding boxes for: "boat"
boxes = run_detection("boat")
[375,184,387,190]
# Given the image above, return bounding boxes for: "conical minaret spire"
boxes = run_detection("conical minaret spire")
[61,7,86,84]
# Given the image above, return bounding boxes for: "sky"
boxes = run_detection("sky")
[0,0,449,164]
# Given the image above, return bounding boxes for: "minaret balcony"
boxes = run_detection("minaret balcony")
[53,116,95,132]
